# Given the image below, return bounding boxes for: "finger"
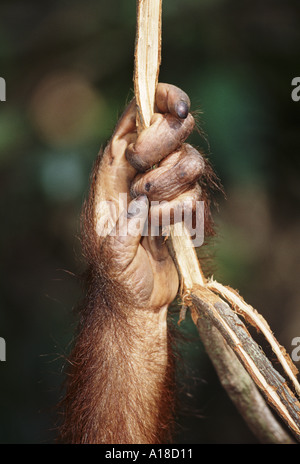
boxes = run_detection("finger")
[148,184,202,228]
[130,144,205,201]
[101,195,149,273]
[126,112,194,172]
[155,83,191,119]
[148,185,204,247]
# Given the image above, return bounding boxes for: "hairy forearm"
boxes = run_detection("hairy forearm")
[58,85,201,444]
[59,289,174,444]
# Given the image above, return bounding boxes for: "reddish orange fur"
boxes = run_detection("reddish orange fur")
[57,120,221,445]
[58,150,176,444]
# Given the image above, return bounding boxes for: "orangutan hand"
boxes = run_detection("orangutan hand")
[86,83,205,311]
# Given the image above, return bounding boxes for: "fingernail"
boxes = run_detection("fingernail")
[127,194,148,218]
[175,100,189,119]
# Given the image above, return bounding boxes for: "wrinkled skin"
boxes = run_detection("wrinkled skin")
[92,83,206,311]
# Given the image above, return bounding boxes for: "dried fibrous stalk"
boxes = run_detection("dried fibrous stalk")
[190,285,300,441]
[207,279,300,398]
[170,225,300,441]
[134,0,162,131]
[195,316,295,444]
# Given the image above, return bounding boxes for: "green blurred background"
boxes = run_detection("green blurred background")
[0,0,299,444]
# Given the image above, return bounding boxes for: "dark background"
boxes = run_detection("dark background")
[0,0,299,444]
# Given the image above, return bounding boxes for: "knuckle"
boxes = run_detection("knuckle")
[130,144,204,202]
[126,113,195,172]
[125,144,150,172]
[179,145,205,181]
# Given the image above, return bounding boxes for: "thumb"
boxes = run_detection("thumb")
[122,194,149,243]
[102,195,149,272]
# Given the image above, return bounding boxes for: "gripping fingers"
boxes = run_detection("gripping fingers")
[149,185,202,229]
[125,83,194,172]
[126,113,194,172]
[131,144,205,202]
